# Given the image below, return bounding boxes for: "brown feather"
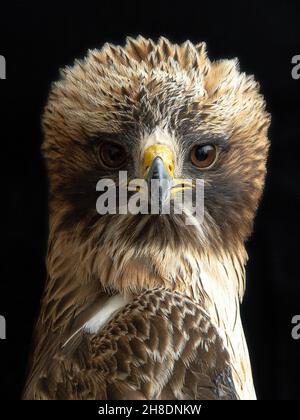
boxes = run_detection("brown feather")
[24,36,270,400]
[24,289,238,400]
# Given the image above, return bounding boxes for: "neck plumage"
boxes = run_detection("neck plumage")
[40,222,256,400]
[186,247,256,400]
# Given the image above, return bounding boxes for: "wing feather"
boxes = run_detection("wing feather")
[23,288,238,400]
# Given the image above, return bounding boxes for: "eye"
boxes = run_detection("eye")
[99,142,127,168]
[190,144,218,169]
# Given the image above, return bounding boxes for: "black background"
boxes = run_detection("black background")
[0,0,299,400]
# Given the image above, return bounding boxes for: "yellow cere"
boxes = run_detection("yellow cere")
[143,144,175,177]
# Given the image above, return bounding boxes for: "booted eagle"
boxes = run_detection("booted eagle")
[23,37,270,400]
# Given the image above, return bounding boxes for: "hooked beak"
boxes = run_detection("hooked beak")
[146,155,173,210]
[144,145,174,211]
[142,144,192,212]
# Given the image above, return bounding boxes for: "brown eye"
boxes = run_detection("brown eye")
[191,144,218,169]
[99,142,127,168]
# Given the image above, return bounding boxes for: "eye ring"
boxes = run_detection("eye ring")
[99,141,127,169]
[190,144,218,169]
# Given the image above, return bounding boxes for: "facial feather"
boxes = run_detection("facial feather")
[33,37,270,400]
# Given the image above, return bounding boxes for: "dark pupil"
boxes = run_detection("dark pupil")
[195,145,211,161]
[107,144,122,162]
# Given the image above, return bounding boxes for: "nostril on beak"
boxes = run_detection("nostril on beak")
[144,156,173,213]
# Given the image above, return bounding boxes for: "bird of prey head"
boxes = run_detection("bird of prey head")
[25,37,270,400]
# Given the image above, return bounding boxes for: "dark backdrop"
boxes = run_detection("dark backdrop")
[0,0,299,400]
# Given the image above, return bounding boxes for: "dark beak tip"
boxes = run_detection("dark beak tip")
[147,156,171,181]
[146,157,172,213]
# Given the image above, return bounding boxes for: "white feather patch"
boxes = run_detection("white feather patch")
[84,293,130,334]
[62,293,130,348]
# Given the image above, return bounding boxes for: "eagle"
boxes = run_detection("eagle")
[23,36,270,400]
